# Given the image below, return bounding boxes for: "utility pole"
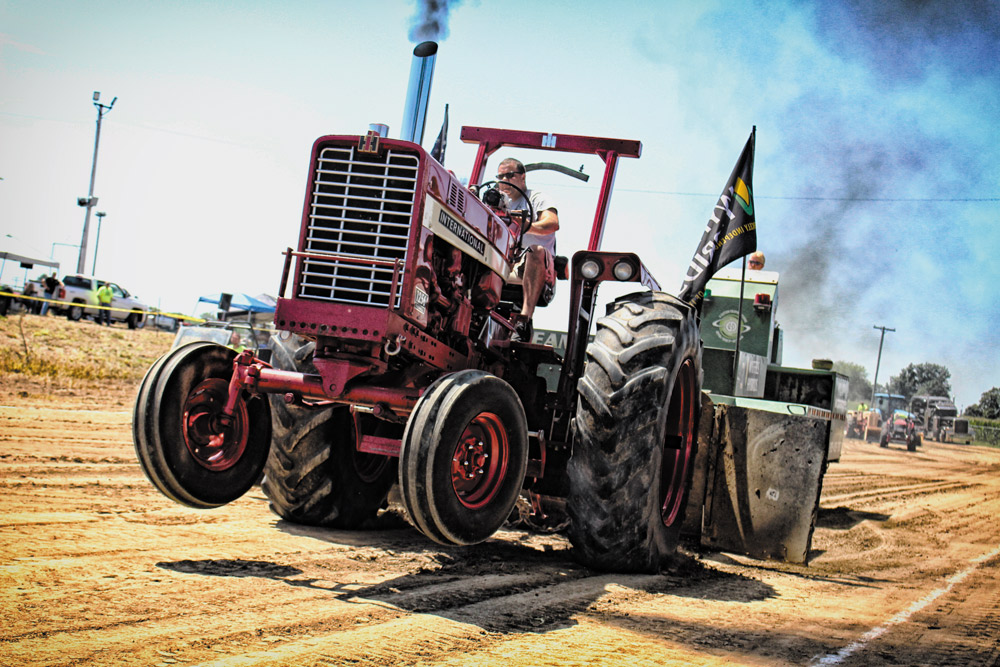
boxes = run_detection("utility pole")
[77,91,116,274]
[92,211,106,275]
[871,325,895,405]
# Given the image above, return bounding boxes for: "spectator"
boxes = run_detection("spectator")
[40,273,62,316]
[748,251,765,270]
[228,331,246,353]
[96,282,114,326]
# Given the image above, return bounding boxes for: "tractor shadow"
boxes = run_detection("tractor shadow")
[157,513,777,635]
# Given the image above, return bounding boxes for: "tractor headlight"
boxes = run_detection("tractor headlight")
[612,260,635,281]
[580,259,602,280]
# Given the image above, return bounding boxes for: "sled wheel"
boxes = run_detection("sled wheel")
[132,342,271,508]
[880,433,889,448]
[399,370,528,546]
[907,434,918,452]
[262,334,395,528]
[568,291,702,573]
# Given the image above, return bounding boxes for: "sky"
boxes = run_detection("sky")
[1,0,997,409]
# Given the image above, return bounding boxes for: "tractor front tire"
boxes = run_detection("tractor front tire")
[399,370,528,546]
[568,291,702,573]
[261,334,395,528]
[132,342,272,508]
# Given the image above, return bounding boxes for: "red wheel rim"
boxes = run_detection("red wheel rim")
[659,358,697,527]
[450,412,510,510]
[182,378,249,472]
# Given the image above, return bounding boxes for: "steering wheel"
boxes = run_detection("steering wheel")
[477,180,536,250]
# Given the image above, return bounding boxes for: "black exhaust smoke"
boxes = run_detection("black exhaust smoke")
[400,41,437,144]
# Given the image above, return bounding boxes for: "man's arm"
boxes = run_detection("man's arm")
[531,208,559,235]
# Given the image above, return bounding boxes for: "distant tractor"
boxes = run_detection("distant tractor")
[880,409,920,451]
[862,392,906,443]
[927,413,972,445]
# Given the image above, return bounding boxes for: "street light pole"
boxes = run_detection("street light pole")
[871,325,895,405]
[76,91,116,274]
[92,211,106,275]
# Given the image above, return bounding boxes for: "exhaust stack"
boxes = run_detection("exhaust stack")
[400,41,437,144]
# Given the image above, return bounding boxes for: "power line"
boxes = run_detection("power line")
[537,179,999,202]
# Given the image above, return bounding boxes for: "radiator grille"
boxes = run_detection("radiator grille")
[299,145,419,307]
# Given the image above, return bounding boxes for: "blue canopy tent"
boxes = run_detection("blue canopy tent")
[195,293,276,319]
[197,293,275,313]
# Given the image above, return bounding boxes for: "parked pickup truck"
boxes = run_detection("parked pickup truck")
[56,274,149,329]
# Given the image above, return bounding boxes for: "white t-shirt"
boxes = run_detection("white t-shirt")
[506,188,557,255]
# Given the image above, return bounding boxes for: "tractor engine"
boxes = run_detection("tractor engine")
[273,132,517,391]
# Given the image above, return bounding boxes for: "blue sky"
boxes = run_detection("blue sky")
[1,0,997,408]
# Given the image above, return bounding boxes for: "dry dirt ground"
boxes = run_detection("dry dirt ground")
[2,379,1000,666]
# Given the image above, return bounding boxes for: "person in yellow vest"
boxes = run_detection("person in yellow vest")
[228,331,246,353]
[95,283,114,326]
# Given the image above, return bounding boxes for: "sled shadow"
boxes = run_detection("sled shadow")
[156,523,776,636]
[815,506,891,530]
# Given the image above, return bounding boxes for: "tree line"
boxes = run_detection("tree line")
[831,360,999,419]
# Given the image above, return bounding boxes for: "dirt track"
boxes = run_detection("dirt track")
[2,384,1000,666]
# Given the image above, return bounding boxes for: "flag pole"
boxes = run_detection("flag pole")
[733,255,748,389]
[731,125,756,392]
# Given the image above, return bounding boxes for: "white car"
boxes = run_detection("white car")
[57,274,149,329]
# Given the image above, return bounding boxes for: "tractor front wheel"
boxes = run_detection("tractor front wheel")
[132,342,272,508]
[568,291,702,573]
[399,370,528,546]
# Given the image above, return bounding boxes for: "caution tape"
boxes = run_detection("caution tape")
[0,290,204,323]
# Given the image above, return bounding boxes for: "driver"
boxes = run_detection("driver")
[496,157,559,342]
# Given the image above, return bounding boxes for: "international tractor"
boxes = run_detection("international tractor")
[134,43,845,571]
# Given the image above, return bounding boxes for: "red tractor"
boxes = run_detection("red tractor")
[133,121,704,573]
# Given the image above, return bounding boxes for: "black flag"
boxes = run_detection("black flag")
[430,103,448,164]
[677,128,757,311]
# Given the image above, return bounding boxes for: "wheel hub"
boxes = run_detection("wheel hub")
[182,378,249,471]
[450,413,509,510]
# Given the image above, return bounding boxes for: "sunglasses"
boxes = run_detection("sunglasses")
[749,261,763,266]
[496,171,523,181]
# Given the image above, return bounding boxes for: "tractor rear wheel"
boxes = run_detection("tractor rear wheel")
[568,291,702,573]
[261,334,395,528]
[399,370,528,546]
[132,342,272,508]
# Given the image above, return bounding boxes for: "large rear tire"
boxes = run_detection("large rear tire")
[132,342,272,508]
[568,291,702,573]
[399,370,528,546]
[261,334,395,528]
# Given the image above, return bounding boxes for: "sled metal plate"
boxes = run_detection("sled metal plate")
[700,403,829,564]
